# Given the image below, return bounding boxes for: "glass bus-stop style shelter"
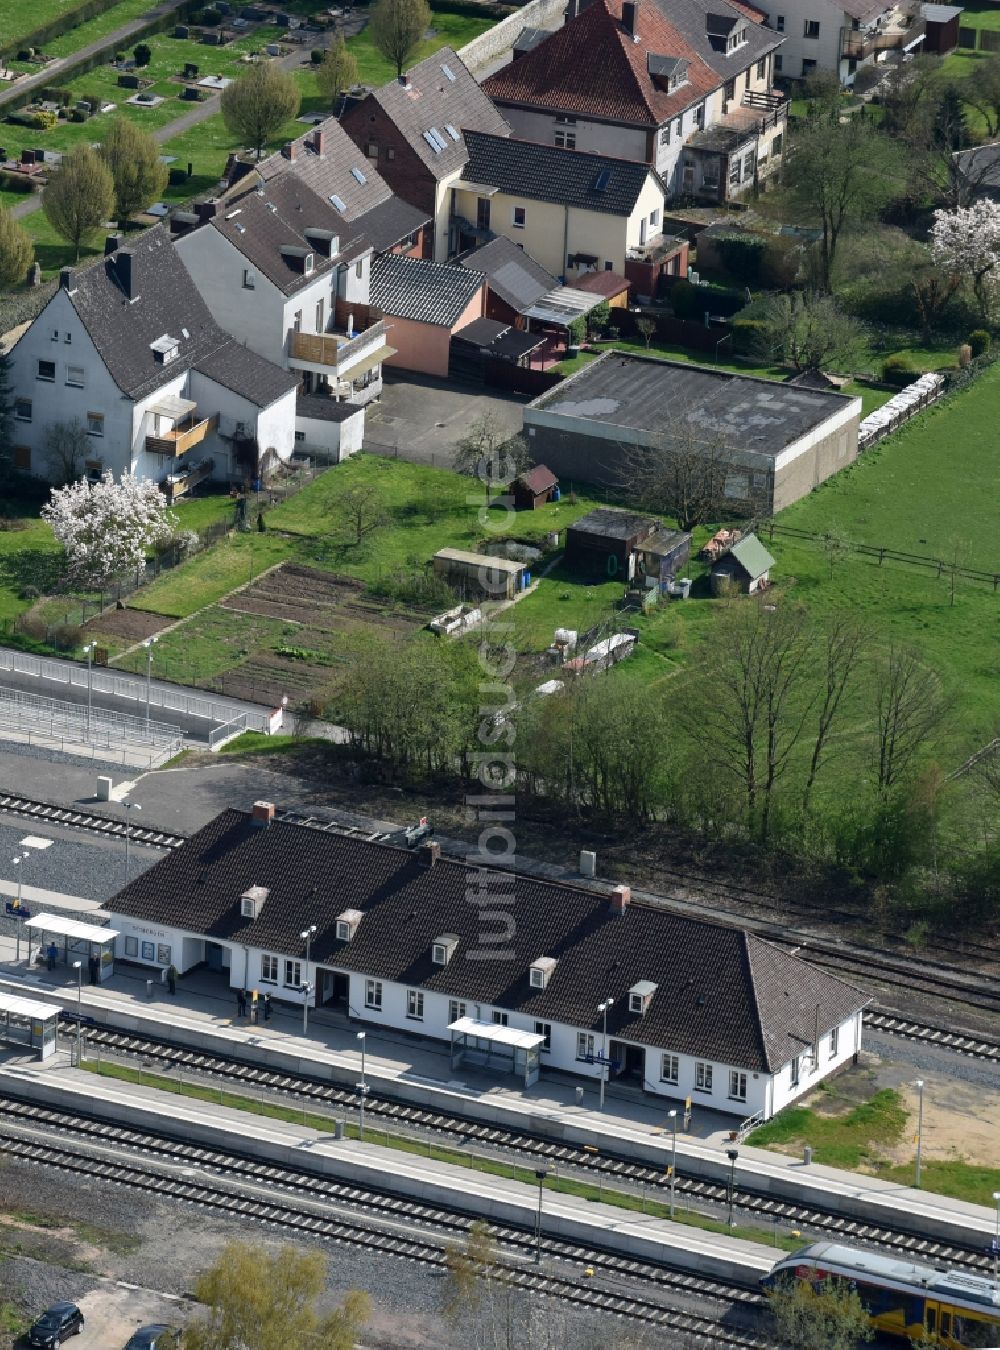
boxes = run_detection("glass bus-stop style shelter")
[448,1016,544,1088]
[25,913,120,984]
[0,990,61,1060]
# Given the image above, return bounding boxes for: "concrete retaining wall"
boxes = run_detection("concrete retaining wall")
[458,0,566,78]
[0,1065,775,1285]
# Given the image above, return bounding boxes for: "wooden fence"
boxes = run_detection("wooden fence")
[762,521,1000,591]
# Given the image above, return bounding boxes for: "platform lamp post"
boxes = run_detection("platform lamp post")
[71,960,82,1064]
[668,1108,678,1219]
[357,1031,367,1139]
[300,925,317,1035]
[142,637,157,731]
[82,643,94,737]
[726,1148,739,1229]
[992,1191,1000,1277]
[597,997,613,1111]
[11,854,25,962]
[123,800,140,886]
[914,1079,925,1188]
[534,1168,547,1264]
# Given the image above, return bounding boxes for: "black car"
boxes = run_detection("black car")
[27,1303,83,1347]
[123,1327,179,1350]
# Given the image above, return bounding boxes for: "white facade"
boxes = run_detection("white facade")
[758,0,891,82]
[7,284,296,487]
[110,913,864,1120]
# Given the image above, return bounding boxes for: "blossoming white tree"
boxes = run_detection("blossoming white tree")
[930,201,1000,324]
[41,470,176,589]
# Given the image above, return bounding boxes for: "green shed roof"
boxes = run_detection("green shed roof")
[729,533,775,580]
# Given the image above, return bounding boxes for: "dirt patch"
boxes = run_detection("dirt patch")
[868,1056,1000,1170]
[219,563,431,636]
[84,607,172,644]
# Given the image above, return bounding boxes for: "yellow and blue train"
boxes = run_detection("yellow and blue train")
[762,1242,1000,1348]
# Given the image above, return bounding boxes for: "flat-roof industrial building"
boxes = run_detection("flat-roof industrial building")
[523,352,862,514]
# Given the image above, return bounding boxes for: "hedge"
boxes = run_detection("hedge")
[2,0,123,60]
[712,231,767,285]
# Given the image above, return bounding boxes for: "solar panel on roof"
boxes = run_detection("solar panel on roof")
[441,62,456,81]
[445,124,461,141]
[351,166,367,184]
[329,193,347,211]
[428,127,448,151]
[422,130,443,154]
[592,169,612,191]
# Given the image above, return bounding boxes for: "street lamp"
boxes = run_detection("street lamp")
[914,1079,925,1188]
[726,1148,739,1229]
[597,997,614,1111]
[71,960,82,1064]
[300,925,317,1035]
[534,1168,547,1264]
[142,637,157,731]
[11,854,25,962]
[992,1191,1000,1278]
[82,643,95,736]
[122,800,141,885]
[357,1031,367,1139]
[668,1108,678,1219]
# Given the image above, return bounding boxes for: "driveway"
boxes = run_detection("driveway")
[362,373,527,468]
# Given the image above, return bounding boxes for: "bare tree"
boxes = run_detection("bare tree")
[802,615,869,811]
[617,424,735,531]
[452,410,531,492]
[368,0,431,79]
[636,317,656,348]
[820,525,852,580]
[339,482,389,545]
[872,644,948,796]
[679,602,815,842]
[45,419,89,486]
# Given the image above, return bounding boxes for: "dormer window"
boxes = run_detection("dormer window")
[727,25,748,51]
[279,245,316,274]
[529,956,557,989]
[240,885,269,920]
[150,334,179,365]
[432,933,459,966]
[336,908,363,941]
[628,980,658,1016]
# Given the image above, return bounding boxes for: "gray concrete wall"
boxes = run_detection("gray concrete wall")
[458,0,567,79]
[773,415,859,513]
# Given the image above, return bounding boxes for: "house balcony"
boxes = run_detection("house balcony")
[841,12,919,59]
[287,319,393,383]
[160,457,213,503]
[145,412,219,458]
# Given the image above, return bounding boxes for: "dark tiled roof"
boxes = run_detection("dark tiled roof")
[111,810,867,1072]
[65,225,293,405]
[570,270,631,299]
[212,177,356,296]
[371,253,484,326]
[658,0,780,77]
[363,47,510,180]
[256,117,392,220]
[483,0,719,127]
[297,392,365,422]
[354,194,430,252]
[457,236,555,313]
[463,132,663,218]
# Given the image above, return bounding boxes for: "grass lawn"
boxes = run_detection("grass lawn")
[0,518,62,622]
[2,0,111,50]
[38,0,172,59]
[130,604,300,683]
[345,8,495,85]
[129,531,292,617]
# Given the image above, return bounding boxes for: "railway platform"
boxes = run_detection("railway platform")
[0,952,995,1254]
[0,1055,777,1288]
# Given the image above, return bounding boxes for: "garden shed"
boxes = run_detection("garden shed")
[710,533,774,596]
[565,507,660,580]
[432,548,527,600]
[512,465,558,510]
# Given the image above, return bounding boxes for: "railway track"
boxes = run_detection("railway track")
[69,1023,995,1273]
[0,793,187,850]
[864,1010,1000,1064]
[0,1100,767,1347]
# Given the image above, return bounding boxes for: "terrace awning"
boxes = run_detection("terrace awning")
[148,394,197,420]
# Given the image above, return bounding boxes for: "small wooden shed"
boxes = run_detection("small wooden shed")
[433,548,528,601]
[512,465,558,510]
[710,533,775,596]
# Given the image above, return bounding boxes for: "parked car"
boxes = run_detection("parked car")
[123,1326,180,1350]
[27,1303,84,1347]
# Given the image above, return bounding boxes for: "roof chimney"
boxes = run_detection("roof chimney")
[104,234,121,257]
[282,139,298,161]
[59,267,76,293]
[115,249,136,300]
[422,840,441,867]
[610,884,630,914]
[251,800,275,828]
[622,0,639,35]
[195,201,219,223]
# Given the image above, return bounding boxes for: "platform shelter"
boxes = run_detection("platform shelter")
[0,990,61,1060]
[448,1016,544,1088]
[25,913,119,984]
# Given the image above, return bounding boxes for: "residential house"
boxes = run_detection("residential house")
[523,351,861,513]
[710,531,775,593]
[482,0,787,201]
[754,0,902,82]
[453,132,669,290]
[456,235,557,325]
[341,47,511,261]
[369,252,486,378]
[6,228,298,493]
[108,803,869,1119]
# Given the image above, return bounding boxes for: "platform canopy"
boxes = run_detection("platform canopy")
[448,1016,545,1050]
[25,914,119,943]
[0,990,61,1019]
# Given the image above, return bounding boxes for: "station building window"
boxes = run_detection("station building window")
[407,989,424,1020]
[661,1054,679,1084]
[365,978,382,1010]
[534,1021,552,1051]
[695,1061,713,1093]
[283,959,301,988]
[729,1071,747,1101]
[577,1032,595,1060]
[261,954,278,984]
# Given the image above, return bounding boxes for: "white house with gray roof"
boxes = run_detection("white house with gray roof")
[6,227,299,495]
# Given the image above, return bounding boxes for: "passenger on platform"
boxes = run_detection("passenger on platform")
[46,942,58,971]
[263,993,272,1021]
[167,964,178,996]
[88,954,99,985]
[237,988,247,1018]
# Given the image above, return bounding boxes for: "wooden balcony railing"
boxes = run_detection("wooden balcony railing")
[288,319,389,371]
[161,457,214,502]
[146,413,218,458]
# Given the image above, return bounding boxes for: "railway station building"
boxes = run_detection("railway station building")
[108,803,869,1121]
